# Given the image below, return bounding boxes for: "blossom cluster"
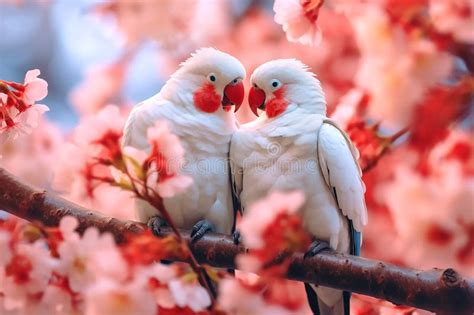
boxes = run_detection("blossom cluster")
[225,191,313,314]
[0,69,49,141]
[0,216,211,315]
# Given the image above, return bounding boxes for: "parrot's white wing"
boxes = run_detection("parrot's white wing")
[122,97,172,150]
[123,102,151,150]
[317,119,368,231]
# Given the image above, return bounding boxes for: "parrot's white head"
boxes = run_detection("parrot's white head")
[246,59,326,118]
[164,47,246,114]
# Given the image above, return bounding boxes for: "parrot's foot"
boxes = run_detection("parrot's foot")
[304,240,330,259]
[232,230,241,245]
[190,220,215,243]
[148,216,168,237]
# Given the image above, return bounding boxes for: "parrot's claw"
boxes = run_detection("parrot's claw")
[304,240,330,259]
[190,220,215,243]
[148,216,168,237]
[232,230,241,245]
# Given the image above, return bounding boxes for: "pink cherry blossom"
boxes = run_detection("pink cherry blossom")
[331,88,366,129]
[0,104,50,141]
[70,63,126,116]
[0,117,63,187]
[219,277,311,315]
[20,284,75,315]
[23,69,48,105]
[94,0,198,49]
[57,217,128,292]
[59,215,81,242]
[135,263,178,309]
[239,191,305,249]
[168,279,211,312]
[274,0,323,46]
[350,5,452,128]
[237,191,310,277]
[84,277,156,315]
[428,128,474,173]
[73,105,127,149]
[52,142,96,200]
[0,69,50,141]
[379,156,474,275]
[146,120,185,173]
[1,241,57,311]
[429,0,474,44]
[144,120,193,198]
[53,155,128,221]
[52,106,135,219]
[0,230,13,267]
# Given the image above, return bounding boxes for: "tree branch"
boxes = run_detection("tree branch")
[0,168,473,314]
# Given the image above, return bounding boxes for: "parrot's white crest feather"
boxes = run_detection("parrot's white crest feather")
[160,47,246,111]
[250,58,326,116]
[177,47,245,78]
[123,47,244,234]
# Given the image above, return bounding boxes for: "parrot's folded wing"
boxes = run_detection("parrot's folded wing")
[229,132,243,213]
[317,119,368,231]
[228,145,241,233]
[122,98,169,150]
[122,102,149,150]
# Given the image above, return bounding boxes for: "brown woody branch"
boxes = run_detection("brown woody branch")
[0,168,473,314]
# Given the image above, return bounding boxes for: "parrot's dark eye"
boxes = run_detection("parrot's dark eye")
[271,80,280,88]
[232,78,239,84]
[208,74,217,82]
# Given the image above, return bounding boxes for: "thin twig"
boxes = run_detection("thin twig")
[117,163,218,303]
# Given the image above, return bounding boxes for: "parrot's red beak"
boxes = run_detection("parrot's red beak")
[222,80,244,112]
[248,86,266,117]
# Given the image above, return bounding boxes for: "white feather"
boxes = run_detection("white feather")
[317,120,368,232]
[122,48,245,234]
[232,58,369,312]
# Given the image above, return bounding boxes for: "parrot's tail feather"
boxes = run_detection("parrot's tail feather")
[304,284,348,315]
[343,291,351,315]
[305,283,321,315]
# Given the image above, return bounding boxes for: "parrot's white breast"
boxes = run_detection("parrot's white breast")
[232,113,350,252]
[123,94,236,233]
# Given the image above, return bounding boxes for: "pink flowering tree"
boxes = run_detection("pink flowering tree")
[0,0,473,314]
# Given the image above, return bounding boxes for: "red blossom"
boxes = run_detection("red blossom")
[409,77,473,155]
[5,254,33,284]
[147,143,175,183]
[346,118,407,173]
[0,70,49,140]
[445,140,474,175]
[121,231,187,266]
[301,0,324,24]
[424,223,454,246]
[457,221,474,265]
[81,162,101,199]
[93,129,124,165]
[262,279,307,311]
[252,211,311,276]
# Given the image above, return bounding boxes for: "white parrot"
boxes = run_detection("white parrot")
[123,48,245,242]
[230,59,367,315]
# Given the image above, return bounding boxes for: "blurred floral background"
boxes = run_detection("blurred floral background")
[0,0,473,314]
